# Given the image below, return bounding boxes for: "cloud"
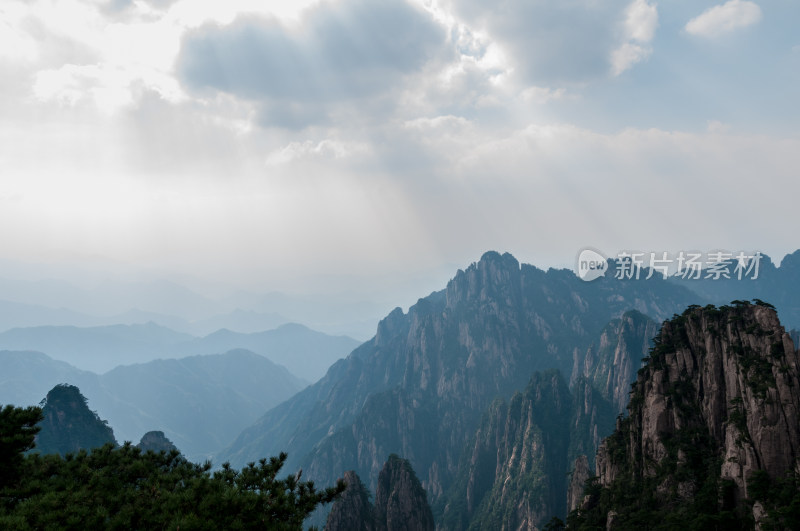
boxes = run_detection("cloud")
[685,0,762,38]
[177,0,448,112]
[441,0,641,85]
[610,0,658,76]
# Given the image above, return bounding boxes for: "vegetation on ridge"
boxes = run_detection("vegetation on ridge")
[0,404,345,529]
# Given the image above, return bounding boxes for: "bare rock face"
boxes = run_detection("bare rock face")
[608,303,800,494]
[375,454,435,531]
[574,302,800,527]
[571,310,659,415]
[567,455,590,512]
[326,456,434,531]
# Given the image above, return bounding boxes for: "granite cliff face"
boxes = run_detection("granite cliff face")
[325,471,375,531]
[567,455,590,513]
[571,310,658,414]
[326,455,434,531]
[438,370,575,530]
[221,253,697,505]
[573,302,800,528]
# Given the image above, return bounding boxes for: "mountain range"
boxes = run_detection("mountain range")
[218,252,701,526]
[0,348,305,461]
[7,249,800,528]
[217,250,800,528]
[0,322,360,380]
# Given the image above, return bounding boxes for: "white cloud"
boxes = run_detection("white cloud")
[264,139,367,166]
[685,0,762,38]
[0,2,40,62]
[33,63,183,113]
[610,0,658,76]
[520,86,567,104]
[624,0,659,43]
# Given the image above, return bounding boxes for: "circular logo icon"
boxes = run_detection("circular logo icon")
[576,248,608,281]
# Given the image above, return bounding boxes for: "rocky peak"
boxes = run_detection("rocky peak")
[34,384,117,456]
[575,301,800,527]
[375,454,435,531]
[136,431,179,454]
[326,456,434,531]
[445,251,522,310]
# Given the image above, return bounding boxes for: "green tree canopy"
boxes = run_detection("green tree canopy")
[0,405,344,529]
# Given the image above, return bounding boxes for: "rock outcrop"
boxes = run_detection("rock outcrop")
[326,455,434,531]
[136,430,179,454]
[567,455,590,513]
[572,302,800,528]
[34,384,117,456]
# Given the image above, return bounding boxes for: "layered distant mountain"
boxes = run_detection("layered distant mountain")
[0,349,305,461]
[219,251,701,528]
[0,322,360,380]
[172,323,361,382]
[0,323,194,373]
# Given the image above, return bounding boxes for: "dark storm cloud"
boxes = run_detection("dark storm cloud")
[177,0,448,107]
[444,0,628,84]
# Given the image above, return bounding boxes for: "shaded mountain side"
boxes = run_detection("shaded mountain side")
[34,384,117,456]
[571,310,659,414]
[0,349,304,461]
[98,349,305,460]
[220,251,700,514]
[326,455,434,531]
[570,302,800,529]
[436,370,615,530]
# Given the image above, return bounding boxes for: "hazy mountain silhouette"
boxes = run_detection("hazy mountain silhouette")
[0,349,305,461]
[0,322,360,380]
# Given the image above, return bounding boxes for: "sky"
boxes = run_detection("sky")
[1,0,799,306]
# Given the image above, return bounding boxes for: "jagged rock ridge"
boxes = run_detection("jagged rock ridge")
[326,455,434,531]
[221,251,699,518]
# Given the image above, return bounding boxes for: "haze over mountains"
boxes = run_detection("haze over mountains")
[0,322,360,378]
[5,249,800,528]
[0,263,455,341]
[217,250,800,527]
[0,348,306,461]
